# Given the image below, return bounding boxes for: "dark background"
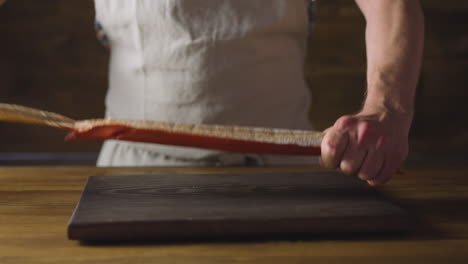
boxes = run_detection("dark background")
[0,0,467,159]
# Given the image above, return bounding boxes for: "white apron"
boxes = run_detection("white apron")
[94,0,316,166]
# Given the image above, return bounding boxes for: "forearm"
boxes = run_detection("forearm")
[356,0,424,121]
[316,1,424,184]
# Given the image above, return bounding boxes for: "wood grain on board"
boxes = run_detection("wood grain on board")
[68,171,410,241]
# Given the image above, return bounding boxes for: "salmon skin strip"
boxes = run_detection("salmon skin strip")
[0,103,75,128]
[0,103,324,155]
[68,120,324,155]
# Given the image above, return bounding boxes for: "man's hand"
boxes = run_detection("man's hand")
[321,108,412,185]
[320,0,424,185]
[0,0,6,7]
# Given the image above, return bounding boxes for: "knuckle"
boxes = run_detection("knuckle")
[357,121,372,135]
[358,121,382,138]
[321,140,338,157]
[335,115,357,131]
[340,160,357,175]
[355,120,385,148]
[320,153,339,169]
[322,133,348,157]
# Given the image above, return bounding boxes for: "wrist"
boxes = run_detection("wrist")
[362,86,414,116]
[360,95,414,132]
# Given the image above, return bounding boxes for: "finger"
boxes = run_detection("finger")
[357,148,384,181]
[357,134,386,181]
[370,142,407,185]
[334,115,358,131]
[356,120,381,146]
[369,158,398,185]
[339,131,367,176]
[321,129,349,169]
[338,119,377,176]
[320,115,357,169]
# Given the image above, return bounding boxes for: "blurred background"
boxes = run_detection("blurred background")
[0,0,467,165]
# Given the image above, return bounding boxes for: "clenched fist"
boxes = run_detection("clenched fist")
[320,109,413,185]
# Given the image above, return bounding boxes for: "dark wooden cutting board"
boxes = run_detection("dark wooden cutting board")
[68,172,411,241]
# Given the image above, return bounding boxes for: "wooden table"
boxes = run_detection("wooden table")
[0,165,467,263]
